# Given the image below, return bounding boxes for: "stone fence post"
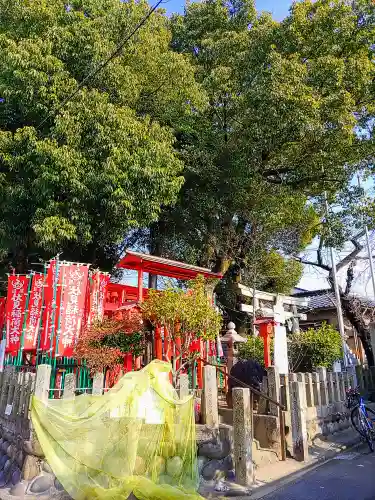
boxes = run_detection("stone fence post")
[233,387,254,486]
[63,373,76,399]
[202,365,219,427]
[92,372,105,396]
[35,364,51,404]
[317,367,328,406]
[179,373,190,399]
[266,366,280,416]
[289,380,308,462]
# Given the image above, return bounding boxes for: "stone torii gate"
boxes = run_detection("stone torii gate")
[234,284,308,374]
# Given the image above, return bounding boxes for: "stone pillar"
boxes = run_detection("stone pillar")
[356,365,364,392]
[371,367,375,392]
[92,372,105,396]
[289,381,308,462]
[267,366,280,416]
[0,369,10,414]
[280,374,292,453]
[332,372,340,402]
[317,367,328,406]
[12,372,23,420]
[179,373,190,399]
[338,373,346,402]
[347,366,357,389]
[233,388,254,486]
[326,373,334,404]
[23,373,36,421]
[63,373,76,399]
[5,367,16,418]
[258,375,268,414]
[305,373,314,407]
[35,364,52,404]
[202,365,219,427]
[312,373,322,407]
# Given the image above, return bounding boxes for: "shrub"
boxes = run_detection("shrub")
[237,336,272,367]
[237,322,343,372]
[288,322,343,372]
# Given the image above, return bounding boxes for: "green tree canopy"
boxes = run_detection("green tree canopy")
[143,0,374,288]
[0,0,205,276]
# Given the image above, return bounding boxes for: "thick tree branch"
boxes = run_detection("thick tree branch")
[335,231,365,273]
[294,257,331,272]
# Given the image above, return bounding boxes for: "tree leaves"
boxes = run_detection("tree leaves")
[152,0,374,284]
[0,0,204,274]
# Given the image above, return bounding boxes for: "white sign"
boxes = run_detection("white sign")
[273,325,288,374]
[5,404,13,416]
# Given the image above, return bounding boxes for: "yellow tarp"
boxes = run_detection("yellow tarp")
[31,360,203,500]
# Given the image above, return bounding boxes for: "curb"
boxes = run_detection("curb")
[217,435,364,499]
[246,438,363,499]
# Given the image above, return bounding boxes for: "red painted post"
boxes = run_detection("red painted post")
[124,353,133,373]
[197,339,203,389]
[155,325,162,360]
[259,322,273,368]
[137,269,143,303]
[175,335,181,371]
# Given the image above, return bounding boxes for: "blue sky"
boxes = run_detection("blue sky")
[164,0,293,18]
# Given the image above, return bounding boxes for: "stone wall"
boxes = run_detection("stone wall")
[196,424,234,482]
[273,367,357,461]
[0,366,68,498]
[282,369,353,442]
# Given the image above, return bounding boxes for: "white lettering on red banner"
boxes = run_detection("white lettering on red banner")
[5,276,29,354]
[24,274,44,350]
[58,265,89,356]
[40,261,56,351]
[87,272,110,326]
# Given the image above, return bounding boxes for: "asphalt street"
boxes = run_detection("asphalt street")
[260,446,375,500]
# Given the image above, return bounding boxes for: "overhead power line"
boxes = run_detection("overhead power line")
[38,0,164,130]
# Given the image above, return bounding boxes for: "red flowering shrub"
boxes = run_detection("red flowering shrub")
[75,309,145,374]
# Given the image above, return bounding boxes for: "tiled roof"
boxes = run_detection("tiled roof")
[292,289,375,311]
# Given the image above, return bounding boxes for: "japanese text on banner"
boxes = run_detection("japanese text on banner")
[58,265,89,357]
[5,276,29,354]
[24,274,44,351]
[87,272,110,327]
[40,261,59,352]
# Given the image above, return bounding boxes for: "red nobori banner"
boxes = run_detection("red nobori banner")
[23,274,44,351]
[40,261,56,351]
[57,265,89,357]
[40,261,64,352]
[87,272,110,327]
[0,298,6,336]
[5,275,29,354]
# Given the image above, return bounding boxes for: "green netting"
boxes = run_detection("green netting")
[31,360,203,500]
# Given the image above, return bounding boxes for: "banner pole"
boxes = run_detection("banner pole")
[17,274,33,366]
[36,264,47,367]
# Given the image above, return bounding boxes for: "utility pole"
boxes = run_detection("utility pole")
[365,226,375,298]
[324,196,348,368]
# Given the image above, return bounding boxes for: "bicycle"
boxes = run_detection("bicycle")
[346,387,375,452]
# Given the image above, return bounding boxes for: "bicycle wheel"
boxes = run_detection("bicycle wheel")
[351,406,375,452]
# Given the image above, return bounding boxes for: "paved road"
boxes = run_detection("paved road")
[260,446,375,500]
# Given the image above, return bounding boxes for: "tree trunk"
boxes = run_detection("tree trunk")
[340,295,375,367]
[14,246,29,274]
[148,222,162,289]
[212,256,232,275]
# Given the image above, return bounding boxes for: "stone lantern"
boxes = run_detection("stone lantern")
[220,322,247,372]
